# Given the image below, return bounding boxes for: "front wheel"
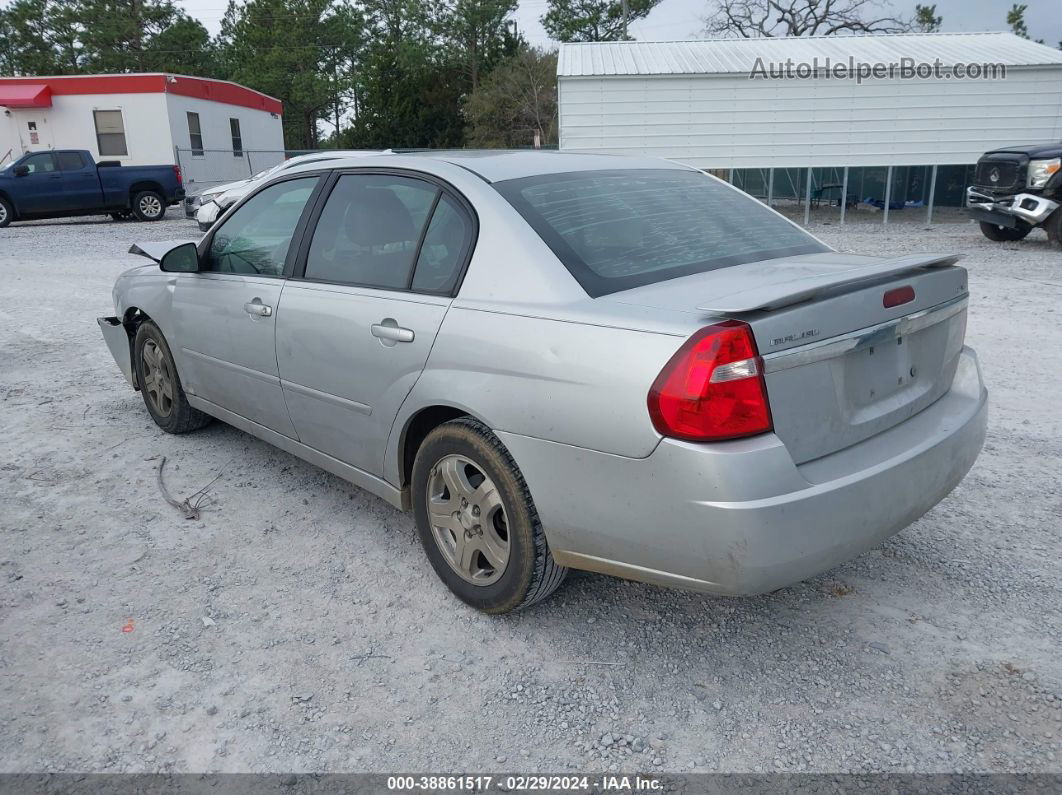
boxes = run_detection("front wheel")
[979,221,1030,242]
[132,190,166,222]
[411,418,567,613]
[133,321,212,434]
[0,196,13,228]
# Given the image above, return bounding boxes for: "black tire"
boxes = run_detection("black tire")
[132,321,212,434]
[979,221,1031,242]
[1045,209,1062,249]
[0,196,13,228]
[411,417,567,613]
[131,190,166,222]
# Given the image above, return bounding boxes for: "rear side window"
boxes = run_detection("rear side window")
[56,152,85,170]
[411,194,473,293]
[304,174,439,290]
[495,169,829,297]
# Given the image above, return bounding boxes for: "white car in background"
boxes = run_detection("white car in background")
[192,150,386,231]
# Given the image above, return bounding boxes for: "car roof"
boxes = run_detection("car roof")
[287,150,693,183]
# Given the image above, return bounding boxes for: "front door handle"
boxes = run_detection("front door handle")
[244,300,272,317]
[371,319,414,344]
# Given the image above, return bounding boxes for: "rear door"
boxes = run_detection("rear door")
[173,175,322,437]
[55,151,103,210]
[275,170,476,475]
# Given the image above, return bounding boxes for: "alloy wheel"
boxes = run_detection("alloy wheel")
[426,454,510,586]
[139,194,163,218]
[141,339,174,417]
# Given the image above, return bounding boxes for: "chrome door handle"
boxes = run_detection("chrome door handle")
[371,320,414,344]
[244,300,272,317]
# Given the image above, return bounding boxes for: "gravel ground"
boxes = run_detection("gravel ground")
[1,213,1060,775]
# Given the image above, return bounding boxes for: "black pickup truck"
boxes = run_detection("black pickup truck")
[0,149,185,228]
[966,142,1062,246]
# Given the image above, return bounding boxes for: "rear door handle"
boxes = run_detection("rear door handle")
[371,320,414,344]
[244,300,272,317]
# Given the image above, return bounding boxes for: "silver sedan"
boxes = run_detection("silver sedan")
[99,151,987,613]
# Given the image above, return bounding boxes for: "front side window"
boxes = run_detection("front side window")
[187,112,204,156]
[304,174,440,290]
[205,177,319,276]
[495,169,830,297]
[21,153,57,173]
[230,118,243,157]
[93,110,128,156]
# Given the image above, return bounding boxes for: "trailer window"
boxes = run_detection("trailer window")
[93,110,128,157]
[495,169,829,297]
[230,118,243,157]
[187,112,204,157]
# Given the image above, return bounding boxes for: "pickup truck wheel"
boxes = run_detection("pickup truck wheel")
[132,190,166,222]
[133,321,212,434]
[0,196,12,228]
[1045,209,1062,248]
[411,417,567,614]
[978,221,1030,242]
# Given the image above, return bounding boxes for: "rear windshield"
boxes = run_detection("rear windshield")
[495,169,829,297]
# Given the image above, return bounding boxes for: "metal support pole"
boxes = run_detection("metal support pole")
[926,164,938,225]
[767,168,774,207]
[883,165,893,226]
[840,166,849,225]
[803,166,813,226]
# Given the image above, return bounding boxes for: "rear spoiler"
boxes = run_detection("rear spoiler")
[697,253,962,313]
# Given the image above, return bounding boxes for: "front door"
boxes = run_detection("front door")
[172,175,322,437]
[12,152,64,214]
[275,172,476,475]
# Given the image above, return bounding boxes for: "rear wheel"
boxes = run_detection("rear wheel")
[979,221,1031,242]
[411,418,567,613]
[133,321,211,434]
[132,190,166,222]
[1045,208,1062,249]
[0,196,13,228]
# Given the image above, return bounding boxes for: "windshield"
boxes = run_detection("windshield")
[495,169,829,297]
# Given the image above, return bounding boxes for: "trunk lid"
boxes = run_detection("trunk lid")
[605,252,969,464]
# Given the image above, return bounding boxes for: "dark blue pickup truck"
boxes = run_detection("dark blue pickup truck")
[0,149,185,228]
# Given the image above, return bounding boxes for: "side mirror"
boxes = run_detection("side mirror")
[159,242,200,273]
[13,165,29,177]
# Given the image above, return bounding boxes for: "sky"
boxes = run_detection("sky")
[173,0,1062,49]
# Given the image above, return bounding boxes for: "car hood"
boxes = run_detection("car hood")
[983,142,1062,159]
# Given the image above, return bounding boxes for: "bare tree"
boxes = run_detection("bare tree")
[705,0,912,38]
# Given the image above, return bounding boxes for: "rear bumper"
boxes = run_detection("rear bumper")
[500,347,987,596]
[97,317,136,387]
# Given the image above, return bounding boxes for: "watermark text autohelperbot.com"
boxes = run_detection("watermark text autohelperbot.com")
[750,57,1007,83]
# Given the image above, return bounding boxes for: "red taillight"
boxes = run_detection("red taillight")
[173,165,183,186]
[647,320,773,442]
[883,285,914,308]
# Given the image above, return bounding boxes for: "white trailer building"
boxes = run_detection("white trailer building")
[558,33,1062,220]
[0,73,285,189]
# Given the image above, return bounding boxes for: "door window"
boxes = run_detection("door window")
[204,177,319,276]
[304,174,440,290]
[21,153,57,173]
[56,152,86,170]
[411,194,474,293]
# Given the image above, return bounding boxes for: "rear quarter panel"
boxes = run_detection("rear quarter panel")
[386,308,686,485]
